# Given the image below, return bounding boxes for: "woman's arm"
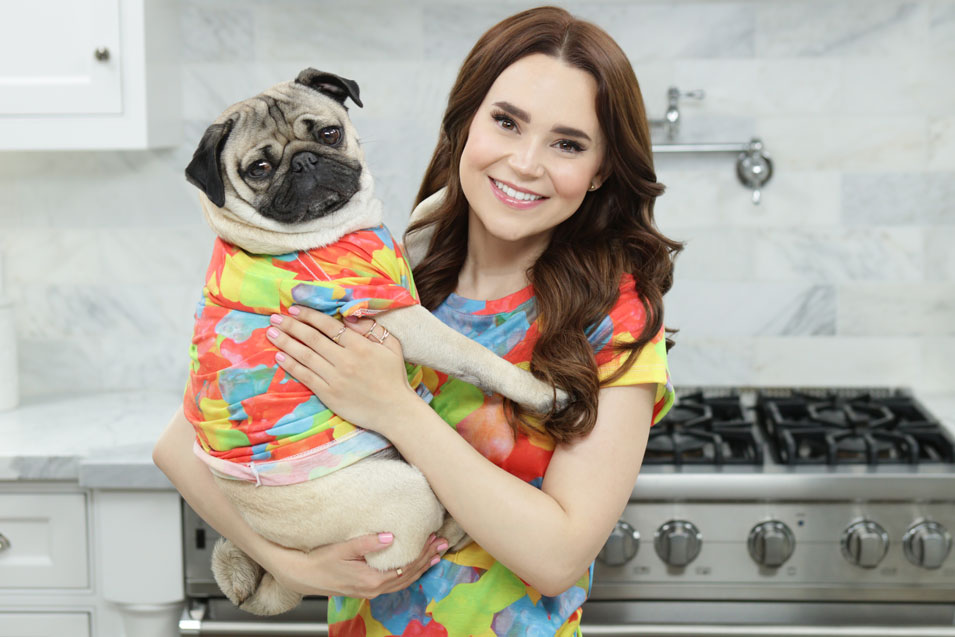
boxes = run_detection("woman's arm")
[152,407,446,599]
[267,308,653,596]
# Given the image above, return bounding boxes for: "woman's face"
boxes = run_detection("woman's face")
[459,53,605,246]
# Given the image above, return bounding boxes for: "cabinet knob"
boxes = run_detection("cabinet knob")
[0,532,10,552]
[94,47,111,62]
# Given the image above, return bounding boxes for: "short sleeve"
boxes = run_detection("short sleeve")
[590,274,675,425]
[286,225,420,318]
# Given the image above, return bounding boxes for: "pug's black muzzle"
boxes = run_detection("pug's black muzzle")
[262,151,362,224]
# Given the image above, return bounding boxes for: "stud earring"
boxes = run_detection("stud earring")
[588,183,598,191]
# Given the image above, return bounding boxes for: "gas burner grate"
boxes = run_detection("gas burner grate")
[646,389,763,466]
[757,388,955,466]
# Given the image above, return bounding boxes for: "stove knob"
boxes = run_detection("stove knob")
[654,520,702,567]
[748,521,795,568]
[903,521,952,569]
[597,520,640,566]
[841,520,889,569]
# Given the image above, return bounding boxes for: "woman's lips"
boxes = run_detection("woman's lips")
[488,177,548,210]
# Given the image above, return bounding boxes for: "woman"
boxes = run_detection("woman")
[154,6,682,635]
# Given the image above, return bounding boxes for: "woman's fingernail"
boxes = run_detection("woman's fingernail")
[428,533,436,545]
[266,327,280,339]
[275,352,286,363]
[430,556,440,566]
[345,315,358,323]
[288,306,301,316]
[436,542,448,552]
[378,532,394,544]
[270,314,283,325]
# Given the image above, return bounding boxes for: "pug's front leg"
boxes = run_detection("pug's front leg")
[375,306,570,413]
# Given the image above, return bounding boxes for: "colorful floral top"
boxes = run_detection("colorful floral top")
[183,226,425,486]
[329,273,674,636]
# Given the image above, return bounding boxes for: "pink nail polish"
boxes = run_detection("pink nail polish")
[288,306,301,316]
[430,556,440,566]
[270,314,283,325]
[275,353,286,363]
[378,532,394,544]
[345,315,358,323]
[267,327,280,339]
[428,534,436,545]
[436,542,448,552]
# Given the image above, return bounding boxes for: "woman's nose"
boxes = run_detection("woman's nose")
[508,141,544,179]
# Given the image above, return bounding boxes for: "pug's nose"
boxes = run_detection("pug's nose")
[291,151,320,173]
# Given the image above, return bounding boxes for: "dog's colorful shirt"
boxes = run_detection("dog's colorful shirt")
[329,273,674,637]
[184,225,425,486]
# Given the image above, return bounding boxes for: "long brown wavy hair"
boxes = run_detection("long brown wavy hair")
[406,6,684,443]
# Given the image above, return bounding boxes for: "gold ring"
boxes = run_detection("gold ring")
[331,325,347,344]
[395,567,403,577]
[368,327,390,344]
[363,320,379,338]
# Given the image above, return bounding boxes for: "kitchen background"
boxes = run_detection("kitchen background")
[1,0,953,403]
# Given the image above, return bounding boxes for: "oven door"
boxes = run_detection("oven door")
[579,600,955,636]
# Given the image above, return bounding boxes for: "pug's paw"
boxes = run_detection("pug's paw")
[211,538,262,608]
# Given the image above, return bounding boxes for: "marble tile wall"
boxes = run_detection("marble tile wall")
[0,0,952,399]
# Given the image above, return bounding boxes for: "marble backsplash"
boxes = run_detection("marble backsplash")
[0,0,953,399]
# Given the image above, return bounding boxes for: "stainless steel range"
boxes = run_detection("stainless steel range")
[178,387,955,636]
[587,387,955,636]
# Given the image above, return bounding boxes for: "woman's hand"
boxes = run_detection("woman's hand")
[265,306,419,435]
[270,531,450,599]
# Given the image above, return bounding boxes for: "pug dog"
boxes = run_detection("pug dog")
[182,69,567,616]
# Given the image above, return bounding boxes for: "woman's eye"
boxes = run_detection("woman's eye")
[246,160,273,178]
[319,126,342,145]
[492,113,516,131]
[556,140,584,153]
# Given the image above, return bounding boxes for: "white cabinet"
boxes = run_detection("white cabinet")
[0,0,180,150]
[0,613,90,637]
[0,493,89,589]
[0,486,184,637]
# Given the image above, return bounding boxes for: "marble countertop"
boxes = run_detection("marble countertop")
[1,390,954,491]
[0,391,181,489]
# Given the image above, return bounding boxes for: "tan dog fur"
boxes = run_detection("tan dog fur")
[188,73,566,615]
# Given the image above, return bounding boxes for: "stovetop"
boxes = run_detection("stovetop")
[644,387,955,472]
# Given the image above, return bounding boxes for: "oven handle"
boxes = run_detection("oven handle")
[582,626,955,637]
[179,616,955,637]
[179,616,328,636]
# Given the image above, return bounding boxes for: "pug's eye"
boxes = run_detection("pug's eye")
[246,160,273,179]
[318,126,342,146]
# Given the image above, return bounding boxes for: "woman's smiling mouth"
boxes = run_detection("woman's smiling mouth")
[489,177,548,209]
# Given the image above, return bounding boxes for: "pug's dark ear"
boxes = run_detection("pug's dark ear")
[185,119,234,207]
[295,68,363,108]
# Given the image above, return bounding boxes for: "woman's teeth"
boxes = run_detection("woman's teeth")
[493,179,543,201]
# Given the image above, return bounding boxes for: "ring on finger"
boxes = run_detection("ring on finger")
[368,327,390,344]
[395,567,403,577]
[331,325,347,345]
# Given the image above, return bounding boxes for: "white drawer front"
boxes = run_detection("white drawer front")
[0,612,90,637]
[0,494,88,588]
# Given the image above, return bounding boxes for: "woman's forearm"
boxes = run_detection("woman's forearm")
[384,397,590,595]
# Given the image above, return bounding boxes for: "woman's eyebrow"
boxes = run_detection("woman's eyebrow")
[492,101,592,142]
[493,101,530,122]
[551,125,591,142]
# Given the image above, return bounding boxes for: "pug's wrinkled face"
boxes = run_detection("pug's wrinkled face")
[186,69,366,227]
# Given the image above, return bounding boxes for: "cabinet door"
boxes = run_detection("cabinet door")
[0,613,90,637]
[0,493,89,589]
[0,0,121,115]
